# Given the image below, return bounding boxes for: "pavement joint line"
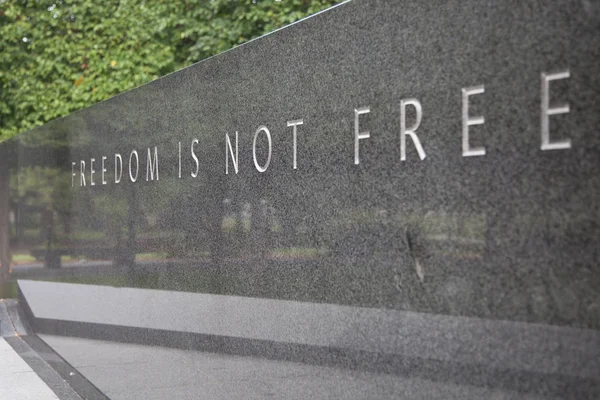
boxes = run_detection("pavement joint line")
[26,334,111,400]
[0,300,100,399]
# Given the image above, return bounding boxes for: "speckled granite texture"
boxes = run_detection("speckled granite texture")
[1,0,599,398]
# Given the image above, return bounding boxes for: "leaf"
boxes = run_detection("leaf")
[0,0,343,141]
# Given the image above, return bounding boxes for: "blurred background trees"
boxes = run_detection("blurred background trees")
[0,0,341,141]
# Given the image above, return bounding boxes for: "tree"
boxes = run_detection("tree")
[0,0,341,141]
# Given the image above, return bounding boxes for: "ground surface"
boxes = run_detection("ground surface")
[39,334,555,400]
[0,337,60,400]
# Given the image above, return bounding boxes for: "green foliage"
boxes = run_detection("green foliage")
[0,0,341,141]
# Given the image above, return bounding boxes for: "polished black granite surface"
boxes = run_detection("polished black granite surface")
[1,0,599,398]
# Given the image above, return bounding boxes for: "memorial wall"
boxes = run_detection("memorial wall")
[0,0,599,398]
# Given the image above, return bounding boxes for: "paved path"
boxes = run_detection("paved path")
[0,337,60,400]
[1,299,84,400]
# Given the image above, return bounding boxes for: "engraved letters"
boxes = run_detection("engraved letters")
[253,126,272,173]
[225,132,239,175]
[101,156,108,185]
[129,150,139,182]
[400,98,426,161]
[354,107,371,165]
[146,146,159,181]
[462,85,486,157]
[541,70,571,151]
[115,154,123,184]
[191,139,200,178]
[90,158,96,186]
[287,119,303,170]
[80,161,86,187]
[71,68,574,188]
[71,162,77,187]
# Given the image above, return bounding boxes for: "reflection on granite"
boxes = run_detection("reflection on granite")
[40,334,561,400]
[0,0,599,396]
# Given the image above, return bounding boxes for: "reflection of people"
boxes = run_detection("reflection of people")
[392,223,432,312]
[40,208,54,245]
[252,199,272,259]
[40,208,61,268]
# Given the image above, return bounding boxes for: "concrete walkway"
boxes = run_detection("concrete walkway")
[1,298,59,400]
[0,337,60,400]
[0,299,84,400]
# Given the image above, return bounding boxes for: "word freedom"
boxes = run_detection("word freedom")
[72,69,572,187]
